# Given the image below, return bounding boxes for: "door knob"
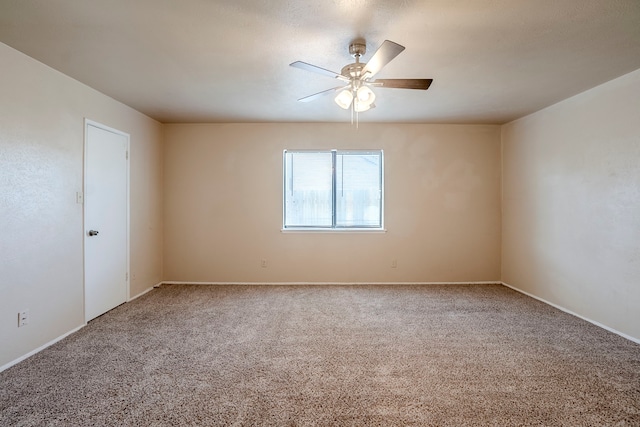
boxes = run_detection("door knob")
[88,230,99,236]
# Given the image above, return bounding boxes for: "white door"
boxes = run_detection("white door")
[84,120,129,322]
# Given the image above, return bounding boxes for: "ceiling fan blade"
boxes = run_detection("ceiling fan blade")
[361,40,405,78]
[290,61,350,82]
[371,79,433,90]
[298,86,348,102]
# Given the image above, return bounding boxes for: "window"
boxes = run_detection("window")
[283,149,384,230]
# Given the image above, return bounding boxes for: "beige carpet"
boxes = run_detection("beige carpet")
[1,284,639,426]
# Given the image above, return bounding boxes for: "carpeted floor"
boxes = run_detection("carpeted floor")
[1,284,639,426]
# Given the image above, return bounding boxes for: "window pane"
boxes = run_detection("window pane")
[284,152,333,227]
[335,152,382,227]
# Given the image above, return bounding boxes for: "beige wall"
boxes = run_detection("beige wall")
[163,123,502,283]
[502,69,640,340]
[0,42,163,368]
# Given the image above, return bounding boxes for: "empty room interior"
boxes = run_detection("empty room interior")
[1,0,639,425]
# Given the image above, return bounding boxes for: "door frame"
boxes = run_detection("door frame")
[83,118,130,322]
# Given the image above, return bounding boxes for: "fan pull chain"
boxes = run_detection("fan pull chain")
[351,99,354,125]
[348,95,359,129]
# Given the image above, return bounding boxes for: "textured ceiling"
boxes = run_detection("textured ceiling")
[1,0,639,124]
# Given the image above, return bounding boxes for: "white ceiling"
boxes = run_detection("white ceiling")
[1,0,639,124]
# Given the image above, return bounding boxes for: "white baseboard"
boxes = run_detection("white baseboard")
[0,324,86,373]
[161,281,502,286]
[128,282,161,302]
[501,281,640,345]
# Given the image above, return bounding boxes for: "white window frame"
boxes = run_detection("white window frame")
[282,149,385,232]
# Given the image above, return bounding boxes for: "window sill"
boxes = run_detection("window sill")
[281,228,387,233]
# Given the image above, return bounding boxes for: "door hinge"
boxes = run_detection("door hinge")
[126,272,129,280]
[126,151,129,160]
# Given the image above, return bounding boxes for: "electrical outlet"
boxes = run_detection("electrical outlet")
[391,259,398,268]
[18,310,29,327]
[261,259,267,268]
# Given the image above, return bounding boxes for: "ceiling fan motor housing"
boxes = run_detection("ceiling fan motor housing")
[341,63,366,80]
[342,42,368,80]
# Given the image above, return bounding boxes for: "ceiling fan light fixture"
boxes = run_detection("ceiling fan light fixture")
[334,89,353,109]
[353,98,372,113]
[356,86,375,105]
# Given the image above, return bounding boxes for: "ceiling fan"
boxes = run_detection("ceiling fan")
[290,39,433,115]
